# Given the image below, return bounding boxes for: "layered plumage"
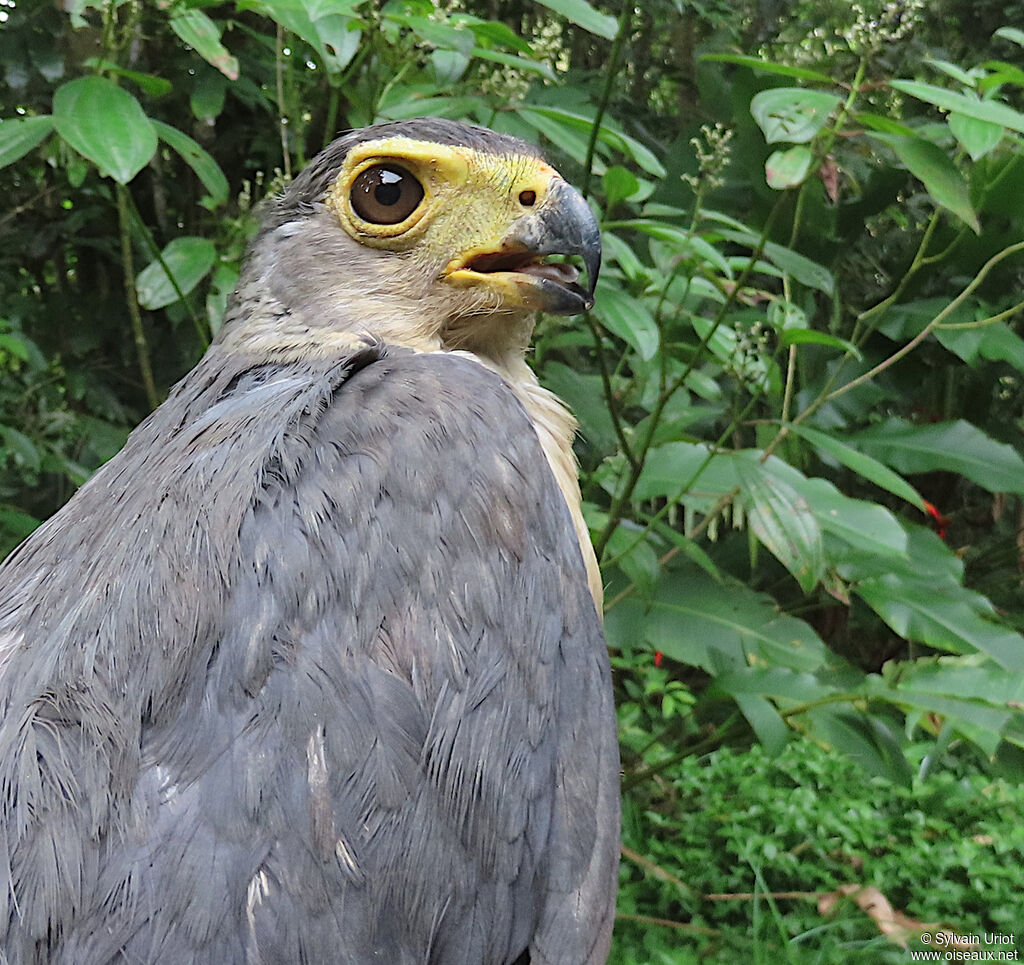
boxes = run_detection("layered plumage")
[0,118,619,964]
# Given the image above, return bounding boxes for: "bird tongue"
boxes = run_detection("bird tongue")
[517,261,580,285]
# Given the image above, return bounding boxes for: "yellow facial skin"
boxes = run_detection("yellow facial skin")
[323,136,597,315]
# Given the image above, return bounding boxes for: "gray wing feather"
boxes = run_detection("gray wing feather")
[0,343,619,964]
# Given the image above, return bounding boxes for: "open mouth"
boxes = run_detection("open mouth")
[452,247,592,312]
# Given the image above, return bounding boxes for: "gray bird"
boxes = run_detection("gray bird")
[0,118,619,964]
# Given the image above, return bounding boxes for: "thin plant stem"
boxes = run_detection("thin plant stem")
[116,184,159,411]
[581,1,632,199]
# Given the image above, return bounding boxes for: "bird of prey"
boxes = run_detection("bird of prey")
[0,118,619,964]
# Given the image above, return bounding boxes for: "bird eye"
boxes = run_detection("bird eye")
[349,164,424,225]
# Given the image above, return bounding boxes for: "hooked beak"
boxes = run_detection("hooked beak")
[443,178,601,315]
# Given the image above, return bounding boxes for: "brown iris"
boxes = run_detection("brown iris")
[349,164,424,225]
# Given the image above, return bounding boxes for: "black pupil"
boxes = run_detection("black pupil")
[375,170,403,206]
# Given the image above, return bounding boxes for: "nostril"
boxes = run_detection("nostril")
[518,190,537,207]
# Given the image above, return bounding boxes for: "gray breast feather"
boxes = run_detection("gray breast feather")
[0,344,619,964]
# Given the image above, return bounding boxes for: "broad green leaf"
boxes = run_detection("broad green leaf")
[84,59,173,97]
[925,58,978,87]
[541,361,619,454]
[0,115,53,170]
[750,88,841,144]
[606,521,660,596]
[714,666,836,703]
[994,26,1024,48]
[152,120,228,207]
[602,166,639,208]
[854,575,1024,670]
[736,459,824,593]
[784,475,907,558]
[767,300,806,331]
[465,19,534,55]
[518,106,665,177]
[616,567,828,674]
[136,237,217,310]
[765,145,812,189]
[852,418,1024,495]
[53,77,156,184]
[936,322,1024,374]
[855,112,916,136]
[806,708,913,786]
[890,79,1024,134]
[312,15,361,73]
[392,15,474,54]
[948,111,1004,160]
[699,54,833,85]
[716,229,834,294]
[863,674,1014,740]
[777,328,861,358]
[593,282,659,360]
[0,426,41,471]
[170,9,239,80]
[301,0,361,18]
[787,423,926,511]
[533,0,618,40]
[881,655,1024,709]
[879,297,1024,373]
[469,47,554,79]
[732,694,789,755]
[609,219,731,276]
[516,108,606,175]
[600,232,645,280]
[869,133,978,232]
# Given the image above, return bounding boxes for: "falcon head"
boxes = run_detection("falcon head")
[220,118,601,360]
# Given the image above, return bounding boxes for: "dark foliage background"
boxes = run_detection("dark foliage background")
[2,0,1023,959]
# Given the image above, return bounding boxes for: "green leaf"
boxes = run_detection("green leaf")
[699,54,833,85]
[732,694,789,755]
[716,228,835,295]
[518,105,665,176]
[312,14,361,73]
[84,59,173,97]
[53,77,157,184]
[533,0,618,40]
[616,567,828,674]
[777,328,861,358]
[805,708,914,786]
[469,47,555,79]
[170,9,239,80]
[302,0,361,19]
[890,79,1024,134]
[151,120,228,207]
[0,115,54,170]
[0,426,41,471]
[750,88,841,144]
[857,575,1024,671]
[995,26,1024,48]
[516,108,605,174]
[593,282,659,360]
[136,237,217,310]
[787,423,926,511]
[715,666,836,703]
[869,133,979,232]
[839,528,1024,671]
[602,165,639,208]
[736,459,824,593]
[948,111,1004,160]
[765,145,813,189]
[852,418,1024,495]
